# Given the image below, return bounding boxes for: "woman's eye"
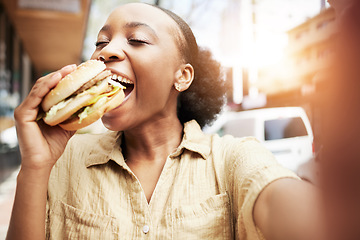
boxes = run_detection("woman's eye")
[128,38,149,45]
[95,41,108,48]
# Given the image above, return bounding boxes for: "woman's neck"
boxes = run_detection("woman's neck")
[122,118,184,164]
[121,118,184,203]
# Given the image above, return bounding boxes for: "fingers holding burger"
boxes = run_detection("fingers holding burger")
[40,60,127,131]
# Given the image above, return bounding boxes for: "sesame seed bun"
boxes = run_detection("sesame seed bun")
[41,60,106,112]
[41,60,125,131]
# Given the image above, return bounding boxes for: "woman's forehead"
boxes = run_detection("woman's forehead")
[105,3,179,34]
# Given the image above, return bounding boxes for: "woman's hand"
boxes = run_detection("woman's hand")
[6,64,77,240]
[14,64,77,171]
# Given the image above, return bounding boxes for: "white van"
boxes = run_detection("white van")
[204,107,314,172]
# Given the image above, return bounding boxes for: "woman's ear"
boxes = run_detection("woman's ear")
[174,64,194,92]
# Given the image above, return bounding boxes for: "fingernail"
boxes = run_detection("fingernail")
[61,64,77,71]
[51,72,61,80]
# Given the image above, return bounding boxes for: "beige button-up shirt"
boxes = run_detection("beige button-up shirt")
[46,120,298,239]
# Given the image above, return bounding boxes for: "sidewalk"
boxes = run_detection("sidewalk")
[0,167,19,240]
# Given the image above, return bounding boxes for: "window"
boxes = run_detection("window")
[264,117,308,140]
[316,19,334,30]
[317,48,331,59]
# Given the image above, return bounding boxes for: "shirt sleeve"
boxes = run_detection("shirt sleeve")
[223,136,300,240]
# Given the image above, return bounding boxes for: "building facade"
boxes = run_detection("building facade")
[257,7,336,97]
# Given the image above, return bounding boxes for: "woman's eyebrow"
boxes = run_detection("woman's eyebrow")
[125,22,159,39]
[99,24,111,34]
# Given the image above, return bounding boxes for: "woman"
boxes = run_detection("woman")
[7,3,323,240]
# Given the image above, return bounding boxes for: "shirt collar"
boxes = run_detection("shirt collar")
[85,131,127,168]
[85,120,211,168]
[169,120,211,160]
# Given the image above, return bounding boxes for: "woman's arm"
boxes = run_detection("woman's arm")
[254,178,326,240]
[6,64,77,240]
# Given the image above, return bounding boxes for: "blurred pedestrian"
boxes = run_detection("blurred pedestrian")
[320,1,360,240]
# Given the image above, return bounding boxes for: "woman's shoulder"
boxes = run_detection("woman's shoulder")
[209,133,281,176]
[210,133,265,156]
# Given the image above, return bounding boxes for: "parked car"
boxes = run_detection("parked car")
[204,107,314,173]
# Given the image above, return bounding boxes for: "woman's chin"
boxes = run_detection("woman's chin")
[101,118,120,131]
[101,112,130,132]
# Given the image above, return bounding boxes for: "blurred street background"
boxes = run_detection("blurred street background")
[0,0,349,238]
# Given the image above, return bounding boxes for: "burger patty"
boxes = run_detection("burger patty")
[73,70,112,95]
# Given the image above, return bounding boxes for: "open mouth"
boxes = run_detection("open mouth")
[109,73,134,97]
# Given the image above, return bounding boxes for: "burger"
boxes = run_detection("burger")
[41,60,127,131]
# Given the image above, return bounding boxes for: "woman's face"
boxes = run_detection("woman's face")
[91,3,184,131]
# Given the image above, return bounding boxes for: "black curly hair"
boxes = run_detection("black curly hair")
[154,5,227,128]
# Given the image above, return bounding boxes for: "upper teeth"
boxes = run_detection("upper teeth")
[111,74,133,84]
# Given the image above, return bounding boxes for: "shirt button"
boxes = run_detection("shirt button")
[143,225,150,234]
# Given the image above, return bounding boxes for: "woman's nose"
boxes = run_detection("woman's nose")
[98,42,126,62]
